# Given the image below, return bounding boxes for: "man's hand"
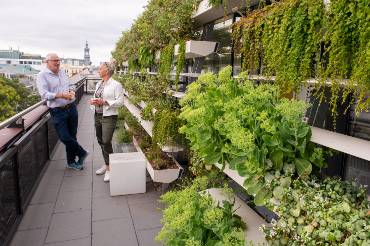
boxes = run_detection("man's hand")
[56,91,75,100]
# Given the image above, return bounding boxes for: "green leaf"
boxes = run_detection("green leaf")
[262,135,279,146]
[296,138,307,155]
[254,188,270,206]
[244,179,263,195]
[295,158,312,177]
[287,139,298,146]
[297,125,310,138]
[204,151,222,164]
[229,156,248,169]
[236,162,249,176]
[270,149,284,171]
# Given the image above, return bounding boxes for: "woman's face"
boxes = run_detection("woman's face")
[99,64,109,78]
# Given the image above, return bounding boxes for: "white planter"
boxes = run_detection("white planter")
[132,136,183,183]
[109,152,146,196]
[146,157,182,183]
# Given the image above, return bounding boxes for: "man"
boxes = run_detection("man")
[36,53,88,170]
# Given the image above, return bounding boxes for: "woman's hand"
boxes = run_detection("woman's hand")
[90,98,106,106]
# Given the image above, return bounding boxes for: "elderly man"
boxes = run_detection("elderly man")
[36,53,88,170]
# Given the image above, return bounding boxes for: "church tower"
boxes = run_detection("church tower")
[84,41,91,65]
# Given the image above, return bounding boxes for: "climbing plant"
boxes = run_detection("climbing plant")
[175,39,186,90]
[159,43,175,77]
[233,0,369,114]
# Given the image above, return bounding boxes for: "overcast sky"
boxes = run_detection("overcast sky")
[0,0,148,65]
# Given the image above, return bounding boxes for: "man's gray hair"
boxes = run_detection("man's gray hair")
[45,53,59,62]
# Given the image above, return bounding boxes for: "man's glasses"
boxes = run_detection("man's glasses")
[48,59,60,63]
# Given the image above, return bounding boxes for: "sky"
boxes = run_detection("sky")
[0,0,148,65]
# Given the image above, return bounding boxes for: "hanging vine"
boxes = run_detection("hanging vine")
[233,0,369,115]
[175,39,186,91]
[159,43,175,78]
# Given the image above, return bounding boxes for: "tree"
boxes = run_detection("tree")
[0,77,40,122]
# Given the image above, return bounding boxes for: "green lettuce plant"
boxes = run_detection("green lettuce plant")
[156,177,246,246]
[180,66,325,206]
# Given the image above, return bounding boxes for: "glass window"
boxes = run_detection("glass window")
[20,61,24,64]
[199,15,233,74]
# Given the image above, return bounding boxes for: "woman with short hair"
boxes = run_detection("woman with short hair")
[90,61,123,182]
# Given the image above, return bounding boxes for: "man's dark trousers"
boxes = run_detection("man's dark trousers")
[49,103,86,164]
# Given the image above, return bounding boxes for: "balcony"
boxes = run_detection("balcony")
[0,77,164,246]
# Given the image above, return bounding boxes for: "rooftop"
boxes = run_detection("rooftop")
[9,96,163,246]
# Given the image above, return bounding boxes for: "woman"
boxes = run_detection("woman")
[90,61,123,182]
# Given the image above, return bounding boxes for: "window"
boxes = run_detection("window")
[200,15,233,74]
[20,61,24,64]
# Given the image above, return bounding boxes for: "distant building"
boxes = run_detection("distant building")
[0,43,92,78]
[60,57,85,77]
[0,64,39,90]
[0,48,43,71]
[84,41,91,66]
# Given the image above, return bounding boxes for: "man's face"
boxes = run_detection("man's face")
[47,55,61,73]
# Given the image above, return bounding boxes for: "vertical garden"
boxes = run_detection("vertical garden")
[112,0,369,245]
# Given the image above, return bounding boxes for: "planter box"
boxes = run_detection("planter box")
[146,156,182,183]
[109,152,146,196]
[132,136,183,183]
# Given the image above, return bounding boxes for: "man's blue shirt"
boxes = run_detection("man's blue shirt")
[36,68,75,108]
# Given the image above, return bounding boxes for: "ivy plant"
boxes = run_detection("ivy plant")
[232,0,369,115]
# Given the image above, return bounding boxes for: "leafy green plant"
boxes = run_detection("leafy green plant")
[141,102,155,121]
[262,178,370,245]
[153,109,185,147]
[180,66,325,206]
[138,46,154,69]
[175,39,186,90]
[112,0,200,69]
[159,43,175,78]
[156,177,246,246]
[115,127,132,143]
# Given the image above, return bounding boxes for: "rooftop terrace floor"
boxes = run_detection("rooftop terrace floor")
[10,96,163,246]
